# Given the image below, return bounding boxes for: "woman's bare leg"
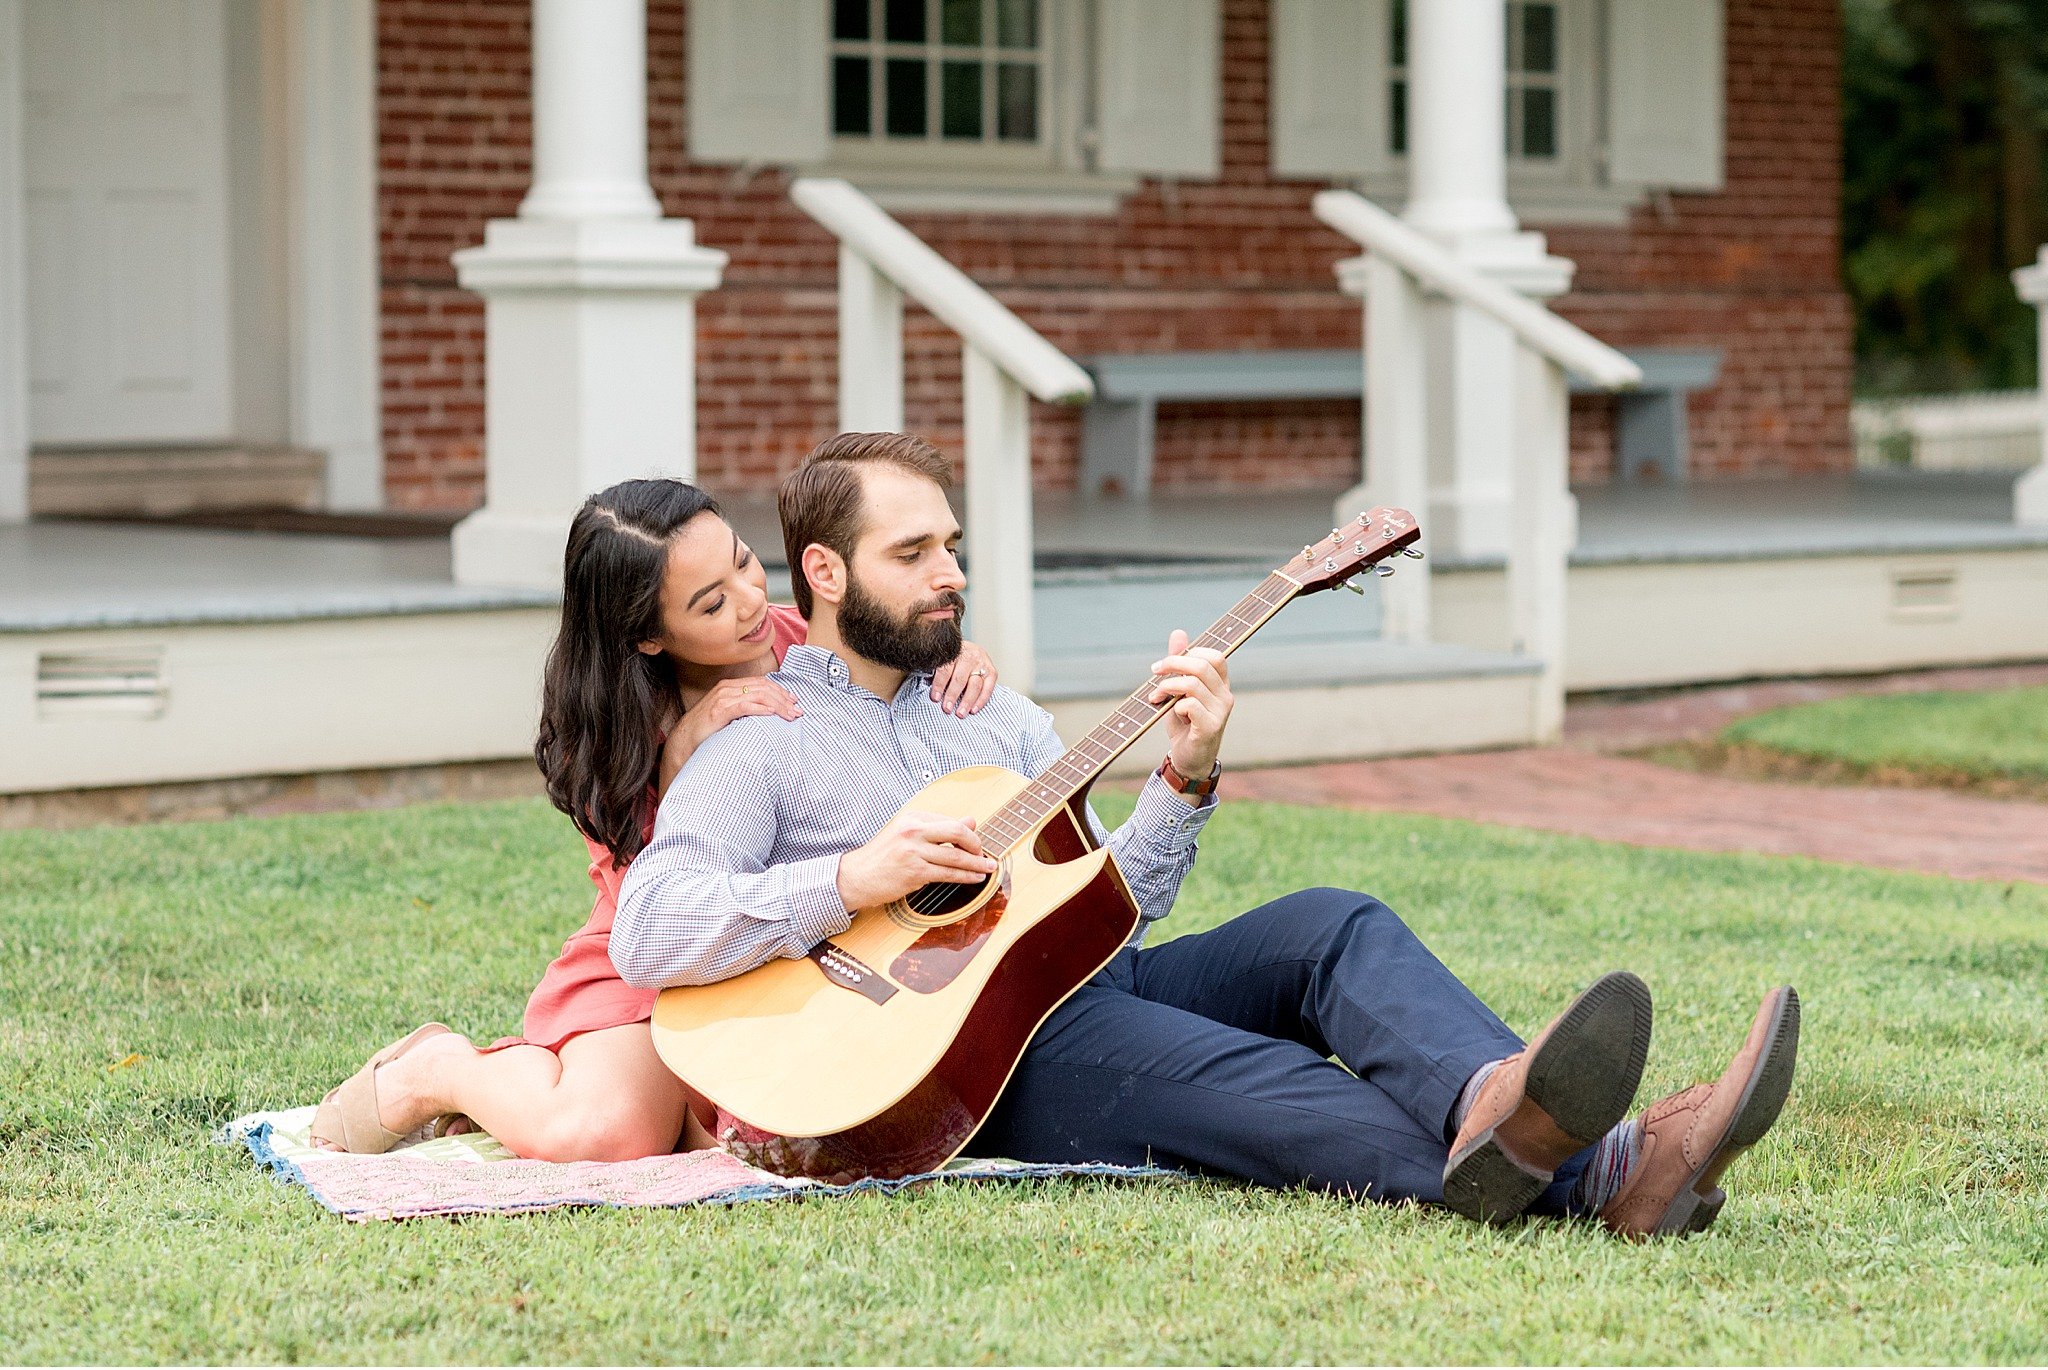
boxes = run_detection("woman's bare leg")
[337,1023,709,1162]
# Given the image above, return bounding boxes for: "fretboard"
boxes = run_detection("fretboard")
[978,571,1301,855]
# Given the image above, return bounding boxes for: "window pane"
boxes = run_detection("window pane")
[1521,3,1557,74]
[941,61,982,137]
[941,0,980,45]
[1389,0,1406,69]
[885,0,926,43]
[1389,78,1406,155]
[885,57,928,136]
[834,0,870,41]
[996,61,1036,140]
[997,0,1036,49]
[834,56,872,134]
[1521,87,1556,157]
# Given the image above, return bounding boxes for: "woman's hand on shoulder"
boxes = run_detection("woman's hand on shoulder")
[658,677,802,793]
[930,640,999,716]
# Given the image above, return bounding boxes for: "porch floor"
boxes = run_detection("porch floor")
[4,471,2039,635]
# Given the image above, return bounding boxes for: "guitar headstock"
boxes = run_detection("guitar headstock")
[1277,507,1422,594]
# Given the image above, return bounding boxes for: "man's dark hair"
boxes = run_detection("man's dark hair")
[778,432,954,617]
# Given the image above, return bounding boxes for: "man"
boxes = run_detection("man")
[614,433,1800,1237]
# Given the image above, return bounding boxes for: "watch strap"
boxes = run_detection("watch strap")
[1159,755,1222,798]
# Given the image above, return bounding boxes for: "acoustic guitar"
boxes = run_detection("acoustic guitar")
[650,507,1423,1181]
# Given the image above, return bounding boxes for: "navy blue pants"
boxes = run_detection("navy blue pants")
[975,888,1592,1213]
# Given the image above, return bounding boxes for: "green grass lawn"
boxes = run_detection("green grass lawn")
[1653,684,2048,800]
[3,794,2045,1364]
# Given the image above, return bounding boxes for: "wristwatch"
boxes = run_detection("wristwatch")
[1158,755,1222,799]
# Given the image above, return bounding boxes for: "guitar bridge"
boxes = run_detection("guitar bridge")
[807,940,897,1005]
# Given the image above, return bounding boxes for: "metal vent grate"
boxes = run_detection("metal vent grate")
[1889,566,1960,623]
[36,650,168,719]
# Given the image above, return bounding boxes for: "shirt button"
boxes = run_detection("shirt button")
[921,770,934,781]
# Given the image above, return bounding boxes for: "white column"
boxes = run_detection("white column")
[452,0,726,590]
[838,245,904,433]
[285,0,383,511]
[0,0,28,524]
[1337,253,1431,644]
[963,345,1035,696]
[2014,247,2048,526]
[519,0,662,222]
[1404,0,1515,243]
[1401,0,1573,560]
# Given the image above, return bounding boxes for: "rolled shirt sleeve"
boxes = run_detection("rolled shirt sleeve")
[612,722,853,989]
[1024,710,1215,942]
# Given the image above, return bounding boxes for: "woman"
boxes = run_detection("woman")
[311,479,998,1160]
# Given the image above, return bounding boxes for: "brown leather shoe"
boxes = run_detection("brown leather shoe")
[1442,971,1653,1224]
[1601,985,1801,1240]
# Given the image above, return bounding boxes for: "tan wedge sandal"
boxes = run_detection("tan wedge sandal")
[309,1022,454,1154]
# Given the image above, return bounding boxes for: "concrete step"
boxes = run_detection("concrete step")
[29,444,326,517]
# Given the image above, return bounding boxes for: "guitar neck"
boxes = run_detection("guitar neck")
[977,571,1302,856]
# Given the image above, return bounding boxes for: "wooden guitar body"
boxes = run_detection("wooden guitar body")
[650,764,1140,1177]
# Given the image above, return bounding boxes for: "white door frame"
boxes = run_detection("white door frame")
[281,0,382,511]
[0,0,28,522]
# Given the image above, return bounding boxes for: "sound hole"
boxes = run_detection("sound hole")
[903,873,993,920]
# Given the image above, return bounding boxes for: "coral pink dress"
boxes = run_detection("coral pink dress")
[498,605,810,1053]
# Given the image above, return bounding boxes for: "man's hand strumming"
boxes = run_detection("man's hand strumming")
[836,811,999,910]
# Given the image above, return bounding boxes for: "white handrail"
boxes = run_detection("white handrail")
[1314,190,1642,391]
[791,177,1094,405]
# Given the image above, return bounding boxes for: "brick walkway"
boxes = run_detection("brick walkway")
[1230,664,2048,886]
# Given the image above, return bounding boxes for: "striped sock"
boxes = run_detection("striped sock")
[1570,1116,1642,1215]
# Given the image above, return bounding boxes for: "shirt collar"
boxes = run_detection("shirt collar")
[780,643,933,703]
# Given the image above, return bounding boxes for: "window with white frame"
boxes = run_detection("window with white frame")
[689,0,1221,199]
[1505,1,1561,160]
[1387,0,1567,163]
[831,0,1048,156]
[1269,0,1726,217]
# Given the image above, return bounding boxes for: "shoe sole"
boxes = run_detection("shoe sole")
[1651,986,1801,1238]
[1441,970,1654,1225]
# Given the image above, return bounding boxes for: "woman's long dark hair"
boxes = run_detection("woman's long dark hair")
[535,479,721,865]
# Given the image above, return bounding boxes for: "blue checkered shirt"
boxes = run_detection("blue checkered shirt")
[611,643,1217,989]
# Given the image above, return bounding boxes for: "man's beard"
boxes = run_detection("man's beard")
[838,570,965,676]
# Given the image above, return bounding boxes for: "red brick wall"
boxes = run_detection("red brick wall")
[376,0,1850,511]
[1552,0,1850,482]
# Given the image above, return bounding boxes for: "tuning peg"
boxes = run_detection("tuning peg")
[1344,579,1366,596]
[1301,543,1314,559]
[1401,547,1424,559]
[1373,563,1397,578]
